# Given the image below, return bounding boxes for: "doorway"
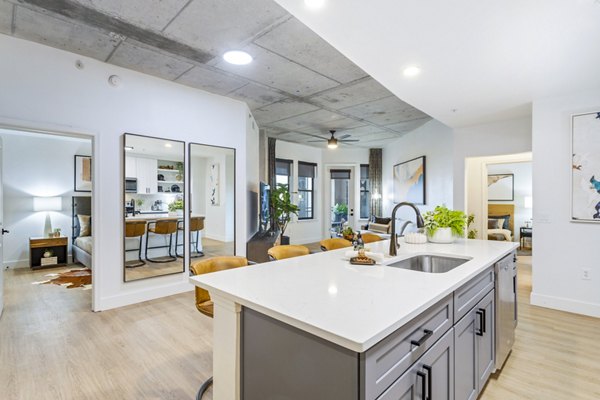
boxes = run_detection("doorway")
[0,127,94,313]
[464,152,532,252]
[327,166,358,234]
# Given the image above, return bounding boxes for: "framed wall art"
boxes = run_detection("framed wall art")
[488,174,514,201]
[393,156,426,205]
[74,155,92,192]
[571,111,600,222]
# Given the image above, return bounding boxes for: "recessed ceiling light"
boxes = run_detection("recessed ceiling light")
[403,66,421,78]
[305,0,325,9]
[164,143,172,148]
[223,50,253,65]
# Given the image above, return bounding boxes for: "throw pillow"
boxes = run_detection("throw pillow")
[78,214,91,237]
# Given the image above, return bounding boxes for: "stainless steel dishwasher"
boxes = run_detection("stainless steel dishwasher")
[495,251,518,370]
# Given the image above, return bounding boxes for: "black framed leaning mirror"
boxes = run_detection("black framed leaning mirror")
[188,143,236,266]
[123,133,185,282]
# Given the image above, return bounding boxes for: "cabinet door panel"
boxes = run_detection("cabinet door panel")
[378,329,454,400]
[454,309,477,400]
[476,291,495,391]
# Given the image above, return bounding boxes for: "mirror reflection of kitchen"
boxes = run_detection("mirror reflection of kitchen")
[123,133,185,282]
[189,143,235,263]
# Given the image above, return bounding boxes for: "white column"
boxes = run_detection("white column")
[212,293,242,400]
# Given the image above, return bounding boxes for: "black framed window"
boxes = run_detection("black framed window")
[298,161,316,220]
[275,158,293,192]
[360,164,370,219]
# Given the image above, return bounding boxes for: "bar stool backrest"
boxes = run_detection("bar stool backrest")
[153,219,178,235]
[125,220,147,237]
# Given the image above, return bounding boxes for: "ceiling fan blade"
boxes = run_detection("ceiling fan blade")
[339,139,359,142]
[339,134,351,140]
[307,139,326,142]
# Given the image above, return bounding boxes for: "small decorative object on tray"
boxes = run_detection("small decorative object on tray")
[350,249,376,265]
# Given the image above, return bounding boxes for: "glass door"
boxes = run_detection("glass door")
[330,169,355,233]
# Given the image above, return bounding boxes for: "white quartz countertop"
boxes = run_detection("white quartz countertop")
[189,238,518,352]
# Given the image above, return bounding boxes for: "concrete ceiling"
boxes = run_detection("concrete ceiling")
[273,0,600,128]
[0,0,432,148]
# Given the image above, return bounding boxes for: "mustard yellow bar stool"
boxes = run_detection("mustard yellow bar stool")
[361,233,383,244]
[145,218,178,263]
[176,216,205,258]
[320,238,352,251]
[268,244,310,261]
[190,256,249,399]
[125,220,146,268]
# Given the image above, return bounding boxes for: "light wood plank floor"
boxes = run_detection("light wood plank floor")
[1,257,599,399]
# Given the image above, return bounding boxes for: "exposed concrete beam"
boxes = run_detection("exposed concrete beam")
[16,0,214,63]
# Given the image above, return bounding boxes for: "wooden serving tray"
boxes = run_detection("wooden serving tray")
[350,256,376,266]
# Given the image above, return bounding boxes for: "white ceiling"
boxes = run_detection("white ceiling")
[273,0,600,127]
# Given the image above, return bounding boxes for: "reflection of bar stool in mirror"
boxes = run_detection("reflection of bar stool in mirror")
[125,220,147,268]
[176,216,205,258]
[145,218,178,263]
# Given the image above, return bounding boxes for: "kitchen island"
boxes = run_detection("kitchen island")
[190,238,518,400]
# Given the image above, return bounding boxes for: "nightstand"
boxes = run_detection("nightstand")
[519,227,532,250]
[29,236,68,269]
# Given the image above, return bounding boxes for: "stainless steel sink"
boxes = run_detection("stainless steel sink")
[386,254,471,273]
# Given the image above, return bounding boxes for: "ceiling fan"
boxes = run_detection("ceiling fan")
[308,130,359,149]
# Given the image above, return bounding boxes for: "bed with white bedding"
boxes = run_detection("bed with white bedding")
[72,196,92,268]
[487,204,515,242]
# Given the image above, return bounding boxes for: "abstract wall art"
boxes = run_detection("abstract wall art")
[488,174,514,201]
[393,156,426,205]
[572,111,600,222]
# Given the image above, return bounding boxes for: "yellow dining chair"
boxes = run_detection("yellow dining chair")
[190,256,249,398]
[268,244,310,261]
[361,233,383,244]
[319,238,352,252]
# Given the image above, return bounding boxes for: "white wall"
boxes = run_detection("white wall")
[488,162,532,241]
[453,116,532,210]
[1,132,91,268]
[383,120,454,224]
[0,34,249,311]
[530,89,600,317]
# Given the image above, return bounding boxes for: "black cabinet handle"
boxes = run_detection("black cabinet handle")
[411,329,434,347]
[1,229,8,235]
[476,310,484,336]
[423,364,432,400]
[417,371,427,400]
[478,308,487,333]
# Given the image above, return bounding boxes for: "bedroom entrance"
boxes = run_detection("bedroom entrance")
[0,127,94,312]
[464,152,533,255]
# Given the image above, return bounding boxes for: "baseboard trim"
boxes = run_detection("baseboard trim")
[530,292,600,318]
[96,281,193,311]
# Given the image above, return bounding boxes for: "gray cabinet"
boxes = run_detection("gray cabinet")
[378,328,454,400]
[454,289,495,400]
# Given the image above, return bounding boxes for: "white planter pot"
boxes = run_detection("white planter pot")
[428,227,455,244]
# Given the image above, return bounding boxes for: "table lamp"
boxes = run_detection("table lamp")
[33,196,62,237]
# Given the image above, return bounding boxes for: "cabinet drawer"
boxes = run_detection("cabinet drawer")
[454,267,494,322]
[362,294,453,400]
[377,328,454,400]
[30,238,68,248]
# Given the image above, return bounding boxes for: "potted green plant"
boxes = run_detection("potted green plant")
[270,184,299,245]
[467,214,478,239]
[332,203,348,224]
[341,225,354,241]
[423,205,467,243]
[168,199,184,216]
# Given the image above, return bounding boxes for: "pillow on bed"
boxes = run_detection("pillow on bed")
[490,215,510,230]
[488,219,500,229]
[78,214,91,236]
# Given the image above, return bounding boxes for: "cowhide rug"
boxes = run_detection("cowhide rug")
[33,268,92,289]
